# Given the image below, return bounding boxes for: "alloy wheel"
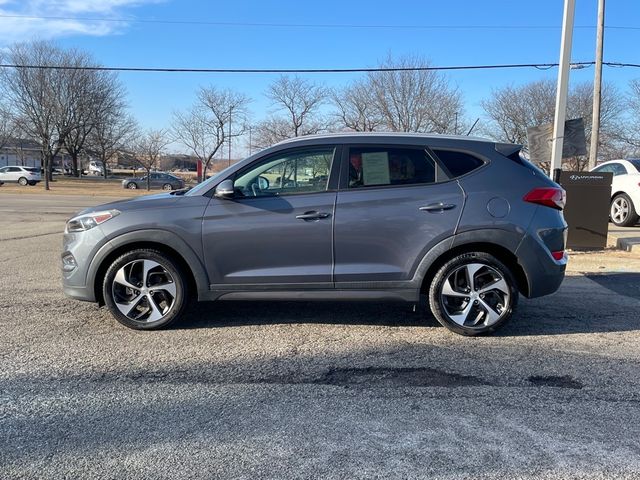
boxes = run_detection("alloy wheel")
[611,197,629,224]
[440,262,511,328]
[111,259,176,323]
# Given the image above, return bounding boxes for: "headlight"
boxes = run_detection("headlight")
[65,210,120,233]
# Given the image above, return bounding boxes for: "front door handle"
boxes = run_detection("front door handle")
[419,203,457,212]
[296,211,332,221]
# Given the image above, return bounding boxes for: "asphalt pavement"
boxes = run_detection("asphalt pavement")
[1,193,640,479]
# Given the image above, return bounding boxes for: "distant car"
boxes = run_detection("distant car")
[591,159,640,227]
[121,172,185,191]
[87,160,111,176]
[0,165,41,186]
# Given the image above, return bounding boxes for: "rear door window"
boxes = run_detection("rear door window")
[431,149,484,178]
[347,147,442,188]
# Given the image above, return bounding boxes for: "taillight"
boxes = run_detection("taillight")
[551,250,565,261]
[523,187,566,210]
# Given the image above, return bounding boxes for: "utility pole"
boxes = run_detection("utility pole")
[589,0,606,170]
[228,113,232,167]
[550,0,576,180]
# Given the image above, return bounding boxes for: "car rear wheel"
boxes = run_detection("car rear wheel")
[162,183,173,191]
[428,252,518,336]
[127,182,138,189]
[18,177,28,186]
[610,193,639,227]
[103,249,188,330]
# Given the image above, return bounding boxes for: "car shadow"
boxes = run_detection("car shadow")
[176,273,640,336]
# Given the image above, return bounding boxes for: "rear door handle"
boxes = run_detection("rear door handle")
[419,203,457,212]
[296,211,332,221]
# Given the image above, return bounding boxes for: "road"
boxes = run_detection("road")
[1,193,640,479]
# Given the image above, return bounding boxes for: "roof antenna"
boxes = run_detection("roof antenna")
[466,118,479,136]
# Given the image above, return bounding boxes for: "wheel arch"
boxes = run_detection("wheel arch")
[416,234,529,298]
[89,230,209,305]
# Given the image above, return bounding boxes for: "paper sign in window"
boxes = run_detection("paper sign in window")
[362,152,390,185]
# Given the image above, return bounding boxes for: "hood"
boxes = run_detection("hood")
[77,192,182,216]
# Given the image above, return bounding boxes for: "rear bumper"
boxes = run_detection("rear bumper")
[516,229,567,298]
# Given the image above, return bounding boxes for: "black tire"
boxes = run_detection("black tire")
[28,181,37,186]
[428,252,519,336]
[610,193,639,227]
[102,249,189,330]
[127,182,138,189]
[18,177,28,186]
[162,183,173,191]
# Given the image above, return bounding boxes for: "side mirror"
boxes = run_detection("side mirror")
[214,179,235,198]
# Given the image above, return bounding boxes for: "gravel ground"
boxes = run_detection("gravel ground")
[1,194,640,479]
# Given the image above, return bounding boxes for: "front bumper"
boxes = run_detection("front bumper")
[61,227,108,303]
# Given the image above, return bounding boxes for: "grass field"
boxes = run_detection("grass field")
[0,178,155,197]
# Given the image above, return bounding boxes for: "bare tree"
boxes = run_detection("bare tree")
[0,41,123,188]
[172,86,250,181]
[134,129,170,190]
[0,102,16,153]
[331,79,382,132]
[253,76,326,148]
[619,79,640,155]
[481,78,625,169]
[89,113,138,180]
[366,55,463,134]
[64,64,128,177]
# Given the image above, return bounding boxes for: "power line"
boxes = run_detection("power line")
[1,13,640,31]
[0,61,600,74]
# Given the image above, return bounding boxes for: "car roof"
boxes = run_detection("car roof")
[273,132,493,147]
[594,159,636,171]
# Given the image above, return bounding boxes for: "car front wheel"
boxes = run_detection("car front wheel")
[127,182,138,189]
[610,193,639,227]
[162,183,173,191]
[428,252,518,336]
[102,249,188,330]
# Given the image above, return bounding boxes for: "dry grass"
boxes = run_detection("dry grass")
[0,178,151,197]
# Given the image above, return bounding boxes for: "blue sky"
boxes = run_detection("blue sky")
[0,0,639,155]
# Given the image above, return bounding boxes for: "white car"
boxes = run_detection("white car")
[591,159,640,227]
[0,165,42,186]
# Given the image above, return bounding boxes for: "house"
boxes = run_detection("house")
[0,138,72,169]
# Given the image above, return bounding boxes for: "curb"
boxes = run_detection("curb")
[607,234,640,253]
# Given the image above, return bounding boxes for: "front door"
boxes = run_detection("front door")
[333,145,464,283]
[202,146,339,287]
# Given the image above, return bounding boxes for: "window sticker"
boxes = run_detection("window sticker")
[362,151,390,185]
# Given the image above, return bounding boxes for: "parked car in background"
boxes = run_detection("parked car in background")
[0,166,41,185]
[591,159,640,227]
[87,160,111,176]
[64,133,567,336]
[121,172,185,190]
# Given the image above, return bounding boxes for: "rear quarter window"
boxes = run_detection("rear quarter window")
[431,149,484,178]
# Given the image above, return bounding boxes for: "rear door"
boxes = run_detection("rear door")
[333,144,464,283]
[202,146,339,287]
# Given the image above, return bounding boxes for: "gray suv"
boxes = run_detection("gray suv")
[62,133,567,336]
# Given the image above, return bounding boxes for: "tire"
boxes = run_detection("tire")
[162,183,173,191]
[28,181,37,186]
[428,252,519,336]
[102,249,189,330]
[610,193,639,227]
[18,177,28,186]
[127,182,138,189]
